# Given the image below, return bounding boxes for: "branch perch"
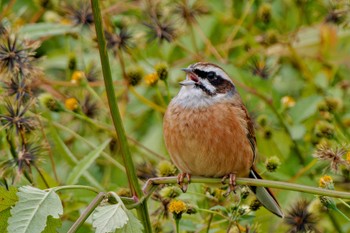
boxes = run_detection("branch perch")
[143,176,350,199]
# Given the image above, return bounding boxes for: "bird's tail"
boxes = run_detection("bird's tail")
[249,167,284,218]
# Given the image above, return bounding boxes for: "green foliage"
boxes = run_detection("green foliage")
[67,139,111,185]
[0,186,18,232]
[1,0,350,232]
[92,193,143,233]
[8,186,63,233]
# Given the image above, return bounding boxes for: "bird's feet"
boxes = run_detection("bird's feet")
[221,173,236,197]
[177,173,191,192]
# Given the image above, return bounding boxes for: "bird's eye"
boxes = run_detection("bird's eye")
[207,72,216,80]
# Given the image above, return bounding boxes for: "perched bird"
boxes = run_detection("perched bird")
[163,62,284,218]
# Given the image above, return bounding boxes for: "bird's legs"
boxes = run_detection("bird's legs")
[222,173,236,196]
[177,173,191,192]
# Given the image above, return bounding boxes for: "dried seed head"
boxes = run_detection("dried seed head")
[284,200,320,233]
[313,143,349,172]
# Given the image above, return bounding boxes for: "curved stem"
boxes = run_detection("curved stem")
[52,185,100,193]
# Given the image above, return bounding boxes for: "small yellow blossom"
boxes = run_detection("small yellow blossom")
[65,98,79,111]
[71,71,85,84]
[319,175,333,189]
[346,151,350,162]
[281,96,296,108]
[144,72,159,86]
[168,200,187,214]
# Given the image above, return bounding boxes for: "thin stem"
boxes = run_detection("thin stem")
[143,176,350,199]
[33,164,50,188]
[193,23,225,63]
[155,85,167,107]
[234,79,305,164]
[53,185,100,193]
[129,86,166,113]
[338,198,350,209]
[206,213,214,233]
[90,1,152,231]
[163,79,171,104]
[68,192,106,233]
[224,0,255,59]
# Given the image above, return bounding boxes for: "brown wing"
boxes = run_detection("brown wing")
[240,104,257,163]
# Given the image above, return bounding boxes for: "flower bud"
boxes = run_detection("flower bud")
[160,186,182,199]
[38,93,62,112]
[155,62,169,81]
[157,160,177,177]
[265,156,281,172]
[249,199,262,211]
[126,66,144,86]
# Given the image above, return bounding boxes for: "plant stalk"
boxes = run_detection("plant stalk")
[68,192,106,233]
[90,0,152,231]
[143,176,350,199]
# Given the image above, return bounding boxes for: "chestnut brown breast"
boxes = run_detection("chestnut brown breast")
[163,100,254,177]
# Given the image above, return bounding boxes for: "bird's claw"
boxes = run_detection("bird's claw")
[222,173,236,197]
[177,173,191,192]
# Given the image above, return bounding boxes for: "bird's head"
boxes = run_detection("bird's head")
[173,62,236,108]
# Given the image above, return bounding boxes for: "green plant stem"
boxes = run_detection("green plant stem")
[129,86,166,113]
[338,198,350,209]
[328,211,343,233]
[163,79,171,104]
[90,1,152,231]
[206,213,214,233]
[142,176,350,199]
[53,185,100,193]
[233,79,305,164]
[68,192,106,233]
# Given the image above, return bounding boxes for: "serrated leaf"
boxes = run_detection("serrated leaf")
[42,215,62,233]
[19,23,79,39]
[67,139,111,185]
[7,186,63,233]
[115,210,143,233]
[92,203,129,233]
[0,186,18,232]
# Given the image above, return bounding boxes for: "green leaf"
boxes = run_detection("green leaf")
[19,23,79,39]
[49,125,104,190]
[66,139,111,185]
[42,216,62,233]
[0,186,18,212]
[7,186,63,233]
[115,210,143,233]
[92,203,129,233]
[0,186,18,232]
[288,95,322,123]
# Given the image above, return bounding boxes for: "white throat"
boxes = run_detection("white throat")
[171,85,233,109]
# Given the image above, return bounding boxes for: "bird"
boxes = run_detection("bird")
[163,62,284,218]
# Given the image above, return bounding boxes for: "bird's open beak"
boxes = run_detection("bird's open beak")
[180,68,199,86]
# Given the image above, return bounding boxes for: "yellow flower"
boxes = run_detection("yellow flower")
[71,71,85,84]
[168,200,187,214]
[346,151,350,162]
[65,98,79,111]
[281,96,296,108]
[144,72,159,86]
[319,175,333,189]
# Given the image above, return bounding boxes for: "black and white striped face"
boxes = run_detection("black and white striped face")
[173,62,236,108]
[180,62,235,96]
